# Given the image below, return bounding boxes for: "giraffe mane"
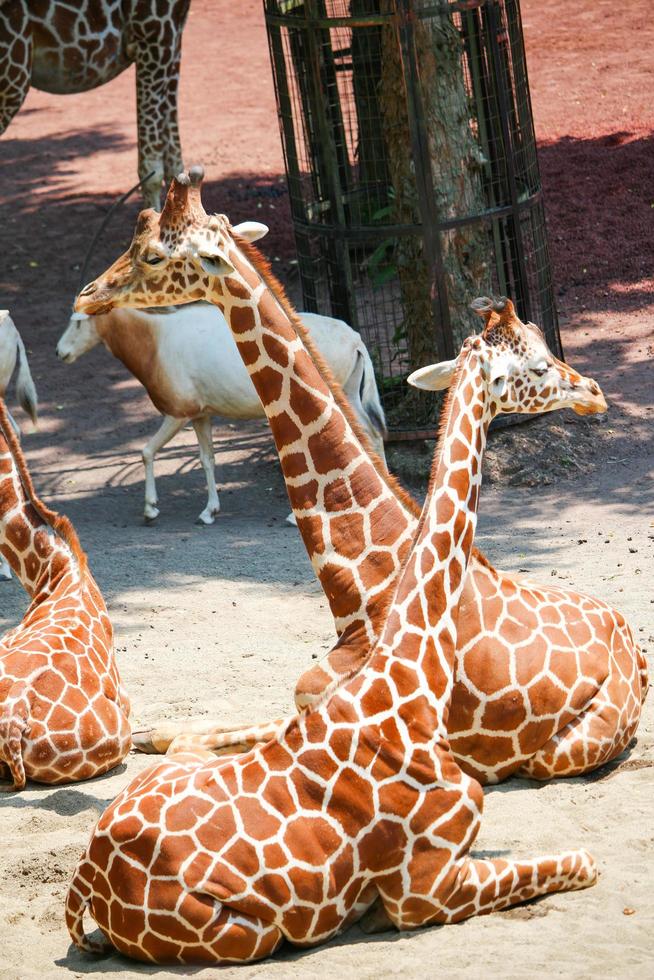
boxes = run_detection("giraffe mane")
[234,235,422,520]
[0,399,88,571]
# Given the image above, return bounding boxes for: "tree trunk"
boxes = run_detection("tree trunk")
[380,2,490,422]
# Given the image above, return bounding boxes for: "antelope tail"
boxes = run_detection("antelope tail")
[14,333,38,427]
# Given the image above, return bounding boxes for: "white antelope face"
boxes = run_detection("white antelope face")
[56,313,102,363]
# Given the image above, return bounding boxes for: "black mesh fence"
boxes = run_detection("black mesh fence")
[264,0,561,435]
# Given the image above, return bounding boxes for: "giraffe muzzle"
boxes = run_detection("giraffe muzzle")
[572,379,607,416]
[74,282,114,316]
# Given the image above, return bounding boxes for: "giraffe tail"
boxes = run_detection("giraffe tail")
[0,693,28,791]
[65,858,111,955]
[636,643,649,703]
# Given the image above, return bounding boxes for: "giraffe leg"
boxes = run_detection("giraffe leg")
[379,850,596,930]
[131,716,289,755]
[142,415,188,522]
[0,2,31,134]
[166,718,290,757]
[0,704,27,791]
[518,692,643,780]
[131,3,188,209]
[191,416,221,524]
[159,20,185,187]
[67,857,283,964]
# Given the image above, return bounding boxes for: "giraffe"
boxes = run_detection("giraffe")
[0,0,190,208]
[0,399,130,789]
[74,168,647,783]
[65,322,600,964]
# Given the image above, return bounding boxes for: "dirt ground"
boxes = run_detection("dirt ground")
[0,1,652,978]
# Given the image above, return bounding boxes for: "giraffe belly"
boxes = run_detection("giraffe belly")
[31,34,129,95]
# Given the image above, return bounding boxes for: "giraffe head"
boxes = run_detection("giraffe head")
[408,296,606,417]
[75,167,269,315]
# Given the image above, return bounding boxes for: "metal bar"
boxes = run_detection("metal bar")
[396,0,454,361]
[266,18,319,309]
[265,1,486,30]
[294,190,543,238]
[485,0,532,320]
[302,0,357,324]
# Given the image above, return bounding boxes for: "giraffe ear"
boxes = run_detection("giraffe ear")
[197,244,235,278]
[232,221,269,243]
[407,359,457,391]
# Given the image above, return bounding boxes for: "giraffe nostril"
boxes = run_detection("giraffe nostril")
[79,281,97,296]
[590,381,600,396]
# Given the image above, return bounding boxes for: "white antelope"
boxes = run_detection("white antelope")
[56,304,387,526]
[0,310,39,580]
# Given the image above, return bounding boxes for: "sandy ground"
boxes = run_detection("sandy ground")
[0,0,653,977]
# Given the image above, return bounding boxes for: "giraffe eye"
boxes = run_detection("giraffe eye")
[144,253,164,265]
[530,361,548,377]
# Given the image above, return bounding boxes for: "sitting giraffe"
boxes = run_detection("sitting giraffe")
[65,314,599,965]
[74,169,647,783]
[0,399,130,789]
[0,1,190,208]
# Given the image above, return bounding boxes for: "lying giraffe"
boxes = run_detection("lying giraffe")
[75,169,647,782]
[0,1,190,208]
[66,319,599,964]
[0,399,130,789]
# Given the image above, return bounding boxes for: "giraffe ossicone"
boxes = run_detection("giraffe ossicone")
[79,167,647,787]
[0,399,131,789]
[66,306,603,964]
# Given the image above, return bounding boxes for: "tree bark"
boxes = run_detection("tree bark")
[380,2,490,418]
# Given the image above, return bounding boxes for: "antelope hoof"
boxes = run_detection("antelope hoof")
[285,511,298,527]
[197,506,220,526]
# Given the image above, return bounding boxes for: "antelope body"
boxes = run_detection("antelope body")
[0,310,38,580]
[56,303,386,524]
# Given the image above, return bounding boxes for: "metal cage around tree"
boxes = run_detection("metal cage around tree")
[264,0,562,435]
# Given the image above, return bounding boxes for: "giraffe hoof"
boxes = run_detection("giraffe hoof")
[131,729,166,754]
[144,506,160,523]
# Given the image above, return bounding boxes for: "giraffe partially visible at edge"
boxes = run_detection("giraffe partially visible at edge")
[0,0,190,207]
[0,399,130,789]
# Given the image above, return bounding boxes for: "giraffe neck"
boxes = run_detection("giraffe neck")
[207,245,417,640]
[0,413,78,600]
[367,350,490,727]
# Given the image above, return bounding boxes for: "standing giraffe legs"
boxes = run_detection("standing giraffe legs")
[191,415,221,525]
[142,415,188,522]
[132,2,188,208]
[0,2,32,134]
[160,40,184,187]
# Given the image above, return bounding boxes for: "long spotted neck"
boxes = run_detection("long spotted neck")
[0,409,77,601]
[206,244,417,642]
[367,349,490,731]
